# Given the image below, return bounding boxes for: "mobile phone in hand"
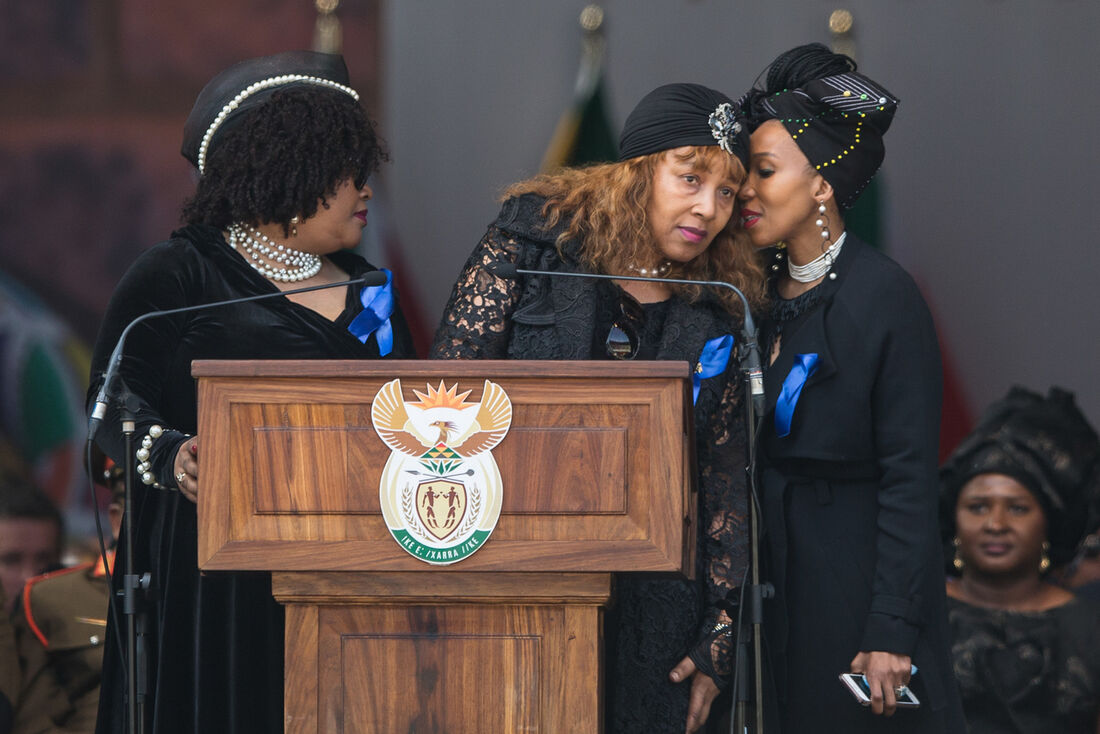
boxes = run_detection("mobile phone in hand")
[839,673,920,708]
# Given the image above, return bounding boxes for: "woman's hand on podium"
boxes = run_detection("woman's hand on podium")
[669,656,720,733]
[173,435,200,503]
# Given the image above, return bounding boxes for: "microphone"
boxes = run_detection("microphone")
[87,271,388,441]
[488,262,765,415]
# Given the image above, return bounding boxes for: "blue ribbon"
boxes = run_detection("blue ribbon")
[348,268,394,356]
[774,352,820,437]
[693,335,734,405]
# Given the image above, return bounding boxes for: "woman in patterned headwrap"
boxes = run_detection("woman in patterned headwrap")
[941,386,1100,734]
[738,43,965,732]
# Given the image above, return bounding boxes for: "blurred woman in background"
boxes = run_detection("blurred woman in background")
[941,386,1100,734]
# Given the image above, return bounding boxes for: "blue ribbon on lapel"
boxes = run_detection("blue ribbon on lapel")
[693,335,734,405]
[348,268,394,356]
[774,352,819,437]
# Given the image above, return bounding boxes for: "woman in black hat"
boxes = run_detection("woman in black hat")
[941,386,1100,734]
[432,83,765,733]
[88,51,414,733]
[738,44,965,732]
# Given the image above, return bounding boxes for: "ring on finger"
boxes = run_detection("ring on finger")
[894,685,909,697]
[176,471,187,485]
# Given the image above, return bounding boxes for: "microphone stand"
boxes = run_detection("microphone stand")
[119,384,150,734]
[733,375,772,734]
[490,263,771,731]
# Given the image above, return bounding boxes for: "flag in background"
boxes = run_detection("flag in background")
[0,271,92,529]
[541,5,618,171]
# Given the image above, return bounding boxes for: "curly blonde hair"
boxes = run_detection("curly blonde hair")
[503,146,765,315]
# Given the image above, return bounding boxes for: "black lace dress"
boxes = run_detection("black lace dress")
[431,194,750,733]
[948,596,1100,734]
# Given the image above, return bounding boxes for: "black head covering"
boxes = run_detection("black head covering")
[939,386,1100,567]
[618,83,749,167]
[181,50,356,173]
[742,43,898,210]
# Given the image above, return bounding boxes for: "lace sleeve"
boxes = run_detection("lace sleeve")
[430,225,523,360]
[689,367,751,682]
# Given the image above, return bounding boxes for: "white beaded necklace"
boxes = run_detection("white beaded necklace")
[227,223,322,282]
[788,232,846,283]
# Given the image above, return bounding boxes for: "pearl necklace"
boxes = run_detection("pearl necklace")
[628,260,672,277]
[227,223,322,282]
[788,232,846,283]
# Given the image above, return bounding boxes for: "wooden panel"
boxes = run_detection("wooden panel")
[341,633,539,732]
[285,605,320,734]
[297,603,602,734]
[272,571,613,605]
[197,361,693,574]
[499,424,626,515]
[254,427,348,513]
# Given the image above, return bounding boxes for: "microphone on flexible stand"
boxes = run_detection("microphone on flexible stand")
[87,271,388,441]
[488,262,764,416]
[85,269,387,734]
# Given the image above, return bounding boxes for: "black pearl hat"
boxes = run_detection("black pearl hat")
[181,50,359,174]
[618,82,749,167]
[743,43,898,210]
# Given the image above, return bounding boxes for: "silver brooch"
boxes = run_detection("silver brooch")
[708,102,743,155]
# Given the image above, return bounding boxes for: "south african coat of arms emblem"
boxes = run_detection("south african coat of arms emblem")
[371,379,512,565]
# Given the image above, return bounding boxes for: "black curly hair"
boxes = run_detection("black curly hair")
[182,86,388,234]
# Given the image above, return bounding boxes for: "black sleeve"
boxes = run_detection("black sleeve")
[87,241,199,488]
[859,275,943,655]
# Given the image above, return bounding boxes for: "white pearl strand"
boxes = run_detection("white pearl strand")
[788,231,847,283]
[227,223,322,282]
[197,74,359,175]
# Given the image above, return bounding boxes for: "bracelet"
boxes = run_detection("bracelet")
[136,424,192,493]
[136,425,175,490]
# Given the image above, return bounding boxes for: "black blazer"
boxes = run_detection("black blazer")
[759,234,960,715]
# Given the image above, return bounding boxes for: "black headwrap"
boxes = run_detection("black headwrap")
[742,43,898,210]
[618,83,749,168]
[939,386,1100,566]
[181,50,357,173]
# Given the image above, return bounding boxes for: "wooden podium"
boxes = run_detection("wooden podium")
[194,360,695,733]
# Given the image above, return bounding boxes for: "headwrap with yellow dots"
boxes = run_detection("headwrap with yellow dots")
[743,44,898,210]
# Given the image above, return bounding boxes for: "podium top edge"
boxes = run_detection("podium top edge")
[192,359,692,379]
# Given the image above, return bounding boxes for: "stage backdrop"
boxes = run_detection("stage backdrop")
[2,0,1099,538]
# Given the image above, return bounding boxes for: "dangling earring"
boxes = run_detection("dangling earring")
[289,215,300,238]
[1039,541,1051,573]
[816,201,830,245]
[952,537,964,572]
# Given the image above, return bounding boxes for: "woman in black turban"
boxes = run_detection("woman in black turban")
[941,386,1100,734]
[738,43,965,732]
[88,51,415,734]
[432,83,764,732]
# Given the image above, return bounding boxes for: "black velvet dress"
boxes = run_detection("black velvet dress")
[431,195,749,733]
[948,596,1100,733]
[88,223,414,734]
